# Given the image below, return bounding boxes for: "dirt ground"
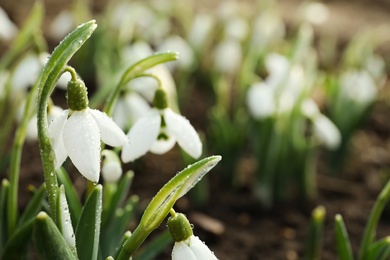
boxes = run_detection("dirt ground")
[1,0,390,259]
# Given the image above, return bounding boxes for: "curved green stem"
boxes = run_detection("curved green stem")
[359,180,390,260]
[36,20,97,224]
[103,52,178,116]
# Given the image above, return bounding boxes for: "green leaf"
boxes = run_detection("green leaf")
[102,171,134,226]
[116,155,221,260]
[76,184,103,260]
[141,155,221,230]
[367,237,390,260]
[113,231,132,259]
[2,219,34,259]
[0,179,10,254]
[334,214,353,260]
[56,167,82,225]
[18,184,46,226]
[101,195,138,257]
[135,230,172,260]
[304,205,326,260]
[33,212,76,260]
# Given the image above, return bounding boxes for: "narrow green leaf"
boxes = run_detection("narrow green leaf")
[135,230,172,260]
[113,231,132,259]
[334,214,353,260]
[101,195,138,257]
[102,171,134,226]
[33,212,76,260]
[367,237,390,260]
[0,179,10,253]
[304,205,326,260]
[76,184,103,260]
[141,155,221,230]
[18,184,46,225]
[56,167,82,224]
[117,156,221,260]
[2,219,34,259]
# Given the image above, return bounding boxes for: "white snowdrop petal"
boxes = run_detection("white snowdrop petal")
[90,109,128,147]
[0,7,18,41]
[12,54,42,91]
[189,236,219,260]
[121,109,161,163]
[172,241,197,260]
[63,111,101,183]
[124,92,151,123]
[113,98,129,130]
[165,109,202,159]
[246,82,275,119]
[313,114,341,150]
[49,10,74,40]
[48,109,69,168]
[149,135,177,154]
[301,99,319,118]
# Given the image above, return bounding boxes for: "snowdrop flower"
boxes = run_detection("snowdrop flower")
[101,150,122,183]
[300,2,329,25]
[49,10,75,40]
[188,13,214,51]
[213,38,242,75]
[340,70,377,105]
[312,114,341,150]
[12,53,72,92]
[246,82,275,119]
[251,12,285,51]
[113,91,151,130]
[301,99,341,150]
[121,88,202,162]
[157,35,195,71]
[168,212,218,260]
[0,7,18,41]
[48,78,127,183]
[225,16,249,42]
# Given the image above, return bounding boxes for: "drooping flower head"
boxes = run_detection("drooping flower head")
[168,212,218,260]
[121,87,202,162]
[48,76,127,183]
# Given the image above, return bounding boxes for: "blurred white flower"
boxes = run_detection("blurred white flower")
[301,98,320,118]
[48,108,127,183]
[246,82,275,119]
[312,114,341,150]
[157,35,195,71]
[225,16,249,41]
[188,13,214,51]
[101,150,122,183]
[121,108,202,162]
[213,38,242,75]
[0,7,18,41]
[301,2,329,25]
[251,12,285,51]
[340,70,377,105]
[264,53,290,90]
[113,92,151,130]
[172,235,218,260]
[49,10,75,40]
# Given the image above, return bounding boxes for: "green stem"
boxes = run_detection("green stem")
[7,78,40,236]
[359,179,390,260]
[116,225,148,260]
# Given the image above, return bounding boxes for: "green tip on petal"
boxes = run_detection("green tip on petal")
[168,213,193,242]
[67,78,89,111]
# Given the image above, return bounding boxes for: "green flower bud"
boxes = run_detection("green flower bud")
[67,78,89,111]
[167,213,193,242]
[153,88,168,109]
